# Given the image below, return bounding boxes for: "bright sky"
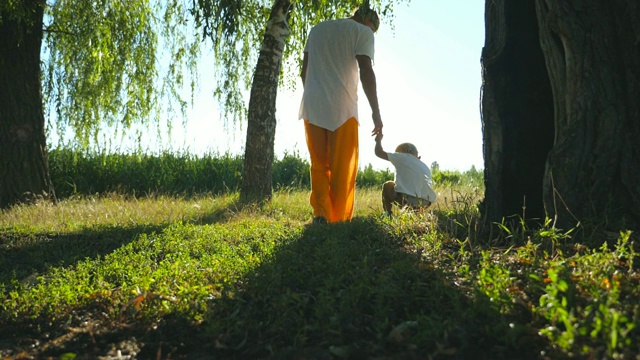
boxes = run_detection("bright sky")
[56,2,486,172]
[174,1,486,171]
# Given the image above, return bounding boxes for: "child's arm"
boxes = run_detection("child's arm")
[374,134,389,161]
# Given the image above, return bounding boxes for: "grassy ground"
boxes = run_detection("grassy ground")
[1,187,638,359]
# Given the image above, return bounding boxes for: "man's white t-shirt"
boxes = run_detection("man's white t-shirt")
[299,18,375,131]
[387,152,437,203]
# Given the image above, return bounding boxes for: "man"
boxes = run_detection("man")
[299,4,383,224]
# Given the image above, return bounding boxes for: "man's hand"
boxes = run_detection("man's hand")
[371,111,383,136]
[375,133,383,143]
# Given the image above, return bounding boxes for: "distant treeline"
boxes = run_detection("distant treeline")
[48,148,483,198]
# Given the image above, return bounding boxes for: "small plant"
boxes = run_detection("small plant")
[533,231,638,358]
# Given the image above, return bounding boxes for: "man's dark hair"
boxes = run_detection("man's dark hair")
[354,2,380,31]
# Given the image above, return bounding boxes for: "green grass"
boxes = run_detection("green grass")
[1,185,639,358]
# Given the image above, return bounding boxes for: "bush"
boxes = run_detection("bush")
[49,148,244,197]
[272,151,311,190]
[357,164,393,188]
[48,147,482,199]
[432,166,483,189]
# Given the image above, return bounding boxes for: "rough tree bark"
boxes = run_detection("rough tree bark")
[0,0,55,209]
[481,0,640,233]
[481,0,555,227]
[239,0,292,204]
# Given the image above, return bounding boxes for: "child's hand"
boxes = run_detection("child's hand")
[375,133,383,143]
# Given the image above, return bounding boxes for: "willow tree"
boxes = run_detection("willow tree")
[192,0,407,204]
[1,0,406,209]
[481,0,640,234]
[0,0,199,209]
[1,0,52,207]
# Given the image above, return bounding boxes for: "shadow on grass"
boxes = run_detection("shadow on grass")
[196,199,245,225]
[0,221,223,359]
[0,224,165,287]
[192,216,545,359]
[0,215,552,359]
[0,197,249,286]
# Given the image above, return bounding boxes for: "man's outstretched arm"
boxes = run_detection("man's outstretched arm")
[357,54,383,136]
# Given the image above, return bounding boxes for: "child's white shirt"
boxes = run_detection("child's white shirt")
[387,152,437,202]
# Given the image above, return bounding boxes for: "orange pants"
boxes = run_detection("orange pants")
[304,118,359,223]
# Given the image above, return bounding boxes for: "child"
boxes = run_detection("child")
[374,133,437,215]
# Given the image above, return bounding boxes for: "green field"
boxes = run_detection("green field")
[1,151,637,359]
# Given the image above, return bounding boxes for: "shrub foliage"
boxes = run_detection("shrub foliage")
[48,148,482,198]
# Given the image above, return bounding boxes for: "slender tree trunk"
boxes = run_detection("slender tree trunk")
[481,0,640,234]
[239,0,291,204]
[0,0,55,209]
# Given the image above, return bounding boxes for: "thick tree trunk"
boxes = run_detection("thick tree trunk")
[536,0,640,231]
[0,0,55,209]
[480,1,555,227]
[239,0,291,204]
[481,0,640,234]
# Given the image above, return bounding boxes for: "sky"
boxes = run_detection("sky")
[59,2,487,172]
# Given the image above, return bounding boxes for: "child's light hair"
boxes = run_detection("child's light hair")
[395,143,418,157]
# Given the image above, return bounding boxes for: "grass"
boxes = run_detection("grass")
[1,186,639,359]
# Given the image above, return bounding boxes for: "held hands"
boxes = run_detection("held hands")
[373,131,388,160]
[371,111,383,136]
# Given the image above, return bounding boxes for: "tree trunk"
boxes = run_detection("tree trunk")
[480,0,555,228]
[239,0,291,204]
[0,0,55,209]
[481,0,640,234]
[536,0,640,231]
